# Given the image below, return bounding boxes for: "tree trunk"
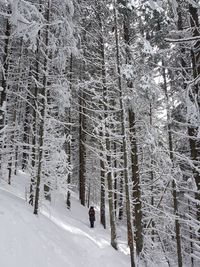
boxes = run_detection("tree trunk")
[129,109,143,255]
[188,2,200,225]
[7,108,17,185]
[100,155,106,228]
[114,1,135,265]
[0,9,11,174]
[118,172,124,220]
[66,54,73,210]
[29,30,40,206]
[113,141,117,217]
[123,2,143,256]
[163,63,183,267]
[34,0,51,215]
[0,12,11,128]
[96,7,108,229]
[79,92,86,206]
[149,103,155,243]
[22,93,31,170]
[106,136,118,249]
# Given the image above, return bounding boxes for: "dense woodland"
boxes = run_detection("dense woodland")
[0,0,200,266]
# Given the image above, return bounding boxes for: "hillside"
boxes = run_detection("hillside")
[0,175,130,267]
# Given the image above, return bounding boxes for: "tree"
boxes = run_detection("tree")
[113,0,135,264]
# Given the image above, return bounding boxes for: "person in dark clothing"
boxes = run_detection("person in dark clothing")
[89,206,95,228]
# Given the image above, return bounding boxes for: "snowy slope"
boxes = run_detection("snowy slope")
[0,177,130,267]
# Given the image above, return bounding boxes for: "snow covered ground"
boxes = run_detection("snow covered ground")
[0,173,130,267]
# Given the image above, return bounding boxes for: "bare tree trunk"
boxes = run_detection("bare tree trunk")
[7,108,17,185]
[113,141,117,217]
[22,93,31,170]
[149,103,155,243]
[118,172,124,220]
[176,3,195,262]
[99,15,107,229]
[95,2,117,241]
[123,2,143,257]
[29,72,38,205]
[66,54,73,210]
[100,155,106,228]
[29,31,40,206]
[7,38,24,182]
[163,63,183,267]
[106,136,118,249]
[34,0,51,215]
[188,199,194,267]
[14,145,18,175]
[188,2,200,226]
[92,6,108,229]
[114,1,135,265]
[79,91,86,206]
[0,9,11,174]
[99,127,106,229]
[129,109,143,255]
[0,11,11,127]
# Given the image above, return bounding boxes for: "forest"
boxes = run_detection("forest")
[0,0,200,266]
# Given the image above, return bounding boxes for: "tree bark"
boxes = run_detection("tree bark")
[22,93,31,170]
[123,3,143,256]
[0,12,11,127]
[106,136,118,249]
[79,91,86,206]
[163,63,183,267]
[99,14,107,229]
[113,141,117,217]
[188,2,200,225]
[66,54,73,210]
[118,172,124,220]
[0,9,11,175]
[34,0,50,214]
[149,103,155,243]
[114,1,135,265]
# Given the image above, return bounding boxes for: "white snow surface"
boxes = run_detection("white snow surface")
[0,173,130,267]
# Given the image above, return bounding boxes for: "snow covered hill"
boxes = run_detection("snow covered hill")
[0,176,130,267]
